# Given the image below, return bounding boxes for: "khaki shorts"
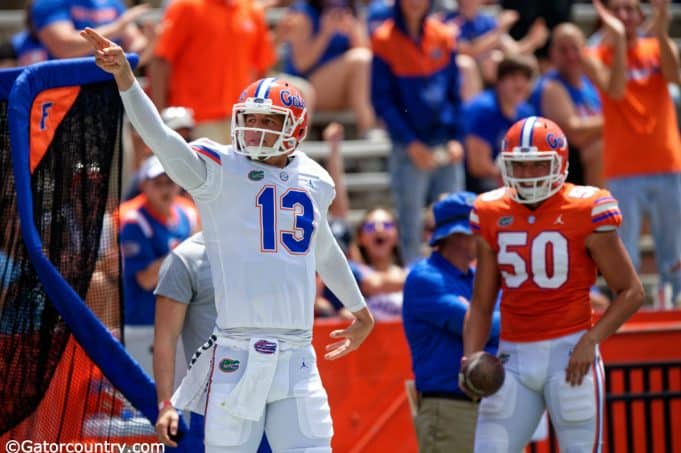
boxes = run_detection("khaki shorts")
[415,396,479,453]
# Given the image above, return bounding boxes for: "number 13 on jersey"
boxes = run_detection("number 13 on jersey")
[498,231,569,289]
[257,185,315,254]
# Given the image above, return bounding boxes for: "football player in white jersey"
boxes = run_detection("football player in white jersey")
[82,28,375,453]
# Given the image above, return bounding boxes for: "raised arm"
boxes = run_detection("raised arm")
[582,0,627,99]
[322,123,349,219]
[507,18,549,56]
[80,28,207,191]
[651,0,681,85]
[283,10,335,74]
[37,4,149,59]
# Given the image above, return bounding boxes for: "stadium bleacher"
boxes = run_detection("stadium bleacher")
[1,4,680,451]
[1,1,678,305]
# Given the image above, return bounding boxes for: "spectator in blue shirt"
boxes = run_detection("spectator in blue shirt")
[365,0,394,37]
[530,23,604,188]
[501,0,573,63]
[371,0,465,265]
[403,191,500,453]
[279,0,377,136]
[464,54,536,193]
[10,31,50,66]
[441,0,547,85]
[31,0,147,60]
[0,2,50,67]
[119,156,197,375]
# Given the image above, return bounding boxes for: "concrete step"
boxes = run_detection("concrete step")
[345,171,390,192]
[300,138,390,160]
[310,110,356,127]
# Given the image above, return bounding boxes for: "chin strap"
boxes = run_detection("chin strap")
[248,155,296,166]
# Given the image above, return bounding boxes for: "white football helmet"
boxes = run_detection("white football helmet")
[231,77,308,160]
[499,116,569,204]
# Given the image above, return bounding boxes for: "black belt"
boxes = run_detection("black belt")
[420,391,476,402]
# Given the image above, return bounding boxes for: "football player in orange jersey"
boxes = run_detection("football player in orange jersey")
[461,116,644,452]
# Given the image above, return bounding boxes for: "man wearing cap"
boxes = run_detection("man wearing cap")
[119,155,199,375]
[402,191,501,453]
[161,106,195,139]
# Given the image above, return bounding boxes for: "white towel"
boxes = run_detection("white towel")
[221,337,279,421]
[171,335,216,414]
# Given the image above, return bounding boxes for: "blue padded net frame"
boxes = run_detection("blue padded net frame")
[7,57,188,444]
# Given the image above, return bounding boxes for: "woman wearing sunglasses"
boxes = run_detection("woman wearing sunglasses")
[355,207,407,320]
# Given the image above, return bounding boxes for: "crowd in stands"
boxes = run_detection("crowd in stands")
[0,0,680,342]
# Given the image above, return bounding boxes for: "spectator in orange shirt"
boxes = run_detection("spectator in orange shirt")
[119,156,199,376]
[583,0,681,306]
[150,0,277,143]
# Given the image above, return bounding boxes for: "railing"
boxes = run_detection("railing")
[605,361,681,453]
[529,360,681,453]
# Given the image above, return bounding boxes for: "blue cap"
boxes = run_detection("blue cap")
[429,191,476,246]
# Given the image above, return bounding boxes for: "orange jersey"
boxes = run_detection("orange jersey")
[591,38,681,178]
[116,194,199,233]
[470,184,622,342]
[153,0,276,122]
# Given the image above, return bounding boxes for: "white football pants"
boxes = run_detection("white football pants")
[474,330,605,453]
[204,342,333,453]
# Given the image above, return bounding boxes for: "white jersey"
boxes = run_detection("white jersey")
[119,80,365,343]
[187,139,335,331]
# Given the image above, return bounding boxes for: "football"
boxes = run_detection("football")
[461,351,505,398]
